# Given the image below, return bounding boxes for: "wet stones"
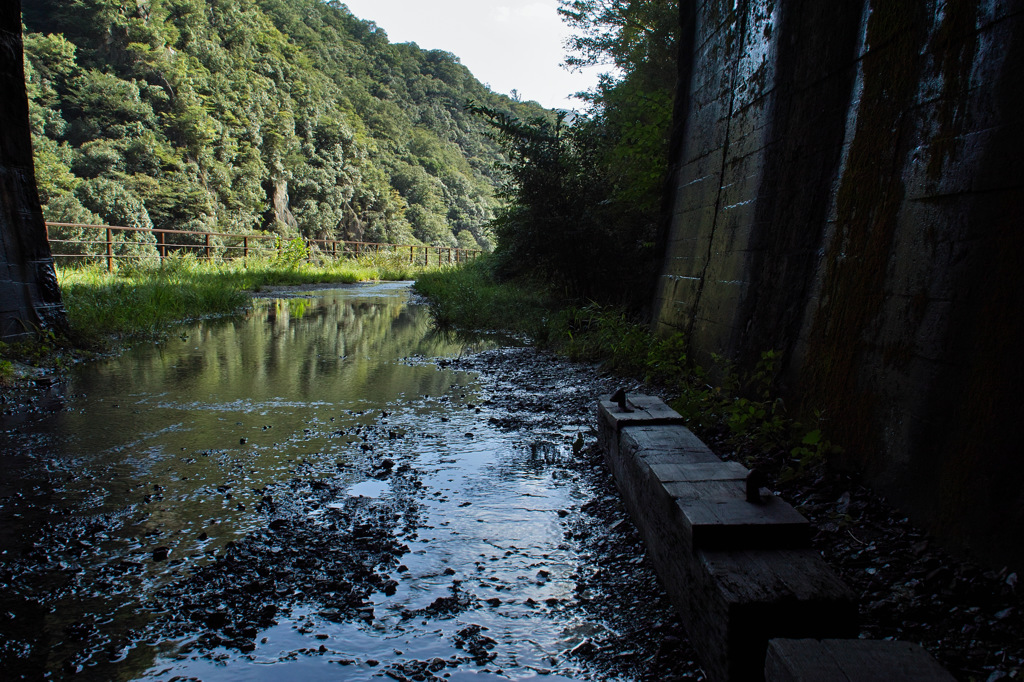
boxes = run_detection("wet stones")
[372,458,396,479]
[381,656,455,682]
[453,624,497,664]
[147,475,413,654]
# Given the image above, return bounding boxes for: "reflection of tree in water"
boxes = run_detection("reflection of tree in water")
[74,291,478,406]
[0,289,459,678]
[423,325,521,353]
[186,294,474,402]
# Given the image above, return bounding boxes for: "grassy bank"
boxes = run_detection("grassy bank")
[0,252,440,381]
[414,257,683,373]
[413,257,839,482]
[57,252,432,345]
[413,257,558,338]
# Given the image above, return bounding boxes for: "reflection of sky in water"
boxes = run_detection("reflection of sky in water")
[0,283,609,681]
[344,479,390,498]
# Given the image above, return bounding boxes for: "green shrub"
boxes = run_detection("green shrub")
[415,264,841,478]
[413,256,554,338]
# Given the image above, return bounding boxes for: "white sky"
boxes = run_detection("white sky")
[338,0,605,110]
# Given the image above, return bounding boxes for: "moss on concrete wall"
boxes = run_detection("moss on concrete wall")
[657,0,1024,568]
[802,0,928,470]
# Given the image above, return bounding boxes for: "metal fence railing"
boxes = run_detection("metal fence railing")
[44,222,482,272]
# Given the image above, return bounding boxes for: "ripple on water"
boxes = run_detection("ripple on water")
[0,283,698,681]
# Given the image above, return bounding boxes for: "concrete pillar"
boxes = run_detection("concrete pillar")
[0,0,66,340]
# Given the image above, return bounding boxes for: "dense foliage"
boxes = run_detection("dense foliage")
[22,0,546,251]
[478,0,678,308]
[416,258,840,486]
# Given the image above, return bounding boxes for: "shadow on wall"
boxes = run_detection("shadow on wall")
[655,0,1024,569]
[0,0,66,340]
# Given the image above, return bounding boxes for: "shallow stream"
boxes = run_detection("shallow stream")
[0,282,699,681]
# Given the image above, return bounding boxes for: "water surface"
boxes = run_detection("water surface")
[0,282,691,681]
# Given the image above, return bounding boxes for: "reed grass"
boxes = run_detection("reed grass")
[412,257,556,339]
[414,259,841,482]
[57,252,438,346]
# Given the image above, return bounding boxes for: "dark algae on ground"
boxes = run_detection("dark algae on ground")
[0,284,701,681]
[2,283,1021,680]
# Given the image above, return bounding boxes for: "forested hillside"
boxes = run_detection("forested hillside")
[21,0,547,250]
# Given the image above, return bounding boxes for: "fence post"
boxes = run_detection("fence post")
[44,221,483,272]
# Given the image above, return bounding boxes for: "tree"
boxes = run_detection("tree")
[21,0,547,251]
[558,0,678,76]
[467,1,679,307]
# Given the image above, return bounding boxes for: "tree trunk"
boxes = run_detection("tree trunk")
[0,0,67,340]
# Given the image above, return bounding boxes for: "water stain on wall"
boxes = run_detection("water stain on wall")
[656,0,1024,569]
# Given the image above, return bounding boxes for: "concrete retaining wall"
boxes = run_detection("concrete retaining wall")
[656,0,1024,570]
[0,0,66,340]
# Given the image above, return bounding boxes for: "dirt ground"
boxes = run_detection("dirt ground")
[445,348,1023,682]
[2,345,1021,681]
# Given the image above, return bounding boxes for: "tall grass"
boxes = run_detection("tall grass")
[415,259,683,374]
[57,251,436,346]
[413,256,556,338]
[413,258,841,482]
